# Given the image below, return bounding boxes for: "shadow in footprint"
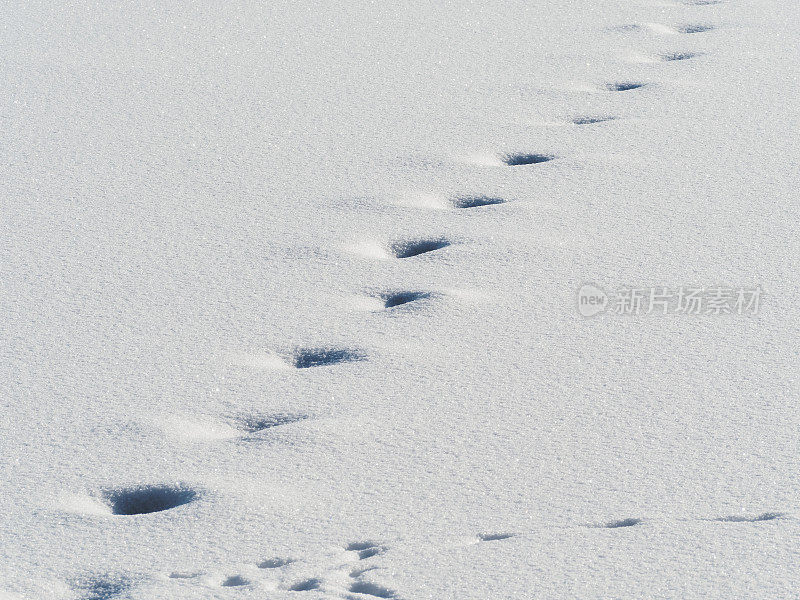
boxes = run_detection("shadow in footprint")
[389,238,451,259]
[74,576,129,600]
[103,485,198,515]
[606,82,646,92]
[351,566,379,578]
[678,24,715,33]
[258,557,295,569]
[607,24,642,33]
[502,153,555,166]
[478,533,515,542]
[717,512,785,523]
[382,291,431,309]
[221,575,249,587]
[289,578,322,592]
[603,518,642,528]
[349,581,397,598]
[661,51,702,61]
[346,542,385,560]
[240,414,308,433]
[451,196,506,209]
[292,348,365,369]
[572,116,616,125]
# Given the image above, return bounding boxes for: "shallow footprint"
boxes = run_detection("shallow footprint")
[477,532,515,542]
[571,116,616,125]
[661,51,703,61]
[239,413,309,434]
[605,82,647,92]
[678,23,715,33]
[258,557,296,569]
[350,566,379,578]
[606,24,643,33]
[601,518,642,528]
[716,512,785,523]
[168,572,203,579]
[288,578,322,592]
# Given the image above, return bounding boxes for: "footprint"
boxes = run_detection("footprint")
[677,23,715,33]
[381,291,431,309]
[239,413,309,433]
[450,196,506,209]
[716,512,785,523]
[168,572,202,579]
[571,116,616,125]
[346,542,385,560]
[350,566,379,578]
[601,518,642,528]
[102,485,199,515]
[288,578,322,592]
[477,532,515,542]
[389,238,451,259]
[292,348,365,369]
[606,24,643,33]
[221,575,250,587]
[605,82,647,92]
[660,51,703,61]
[502,153,555,166]
[258,557,296,569]
[348,581,397,599]
[74,575,129,600]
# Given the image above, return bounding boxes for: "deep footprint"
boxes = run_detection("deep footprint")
[451,196,506,209]
[292,348,365,368]
[502,153,555,166]
[389,238,450,259]
[382,291,431,309]
[606,82,646,92]
[349,581,396,598]
[103,485,198,515]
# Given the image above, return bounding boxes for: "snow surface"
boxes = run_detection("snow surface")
[2,0,800,598]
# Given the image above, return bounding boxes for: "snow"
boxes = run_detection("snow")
[2,0,800,598]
